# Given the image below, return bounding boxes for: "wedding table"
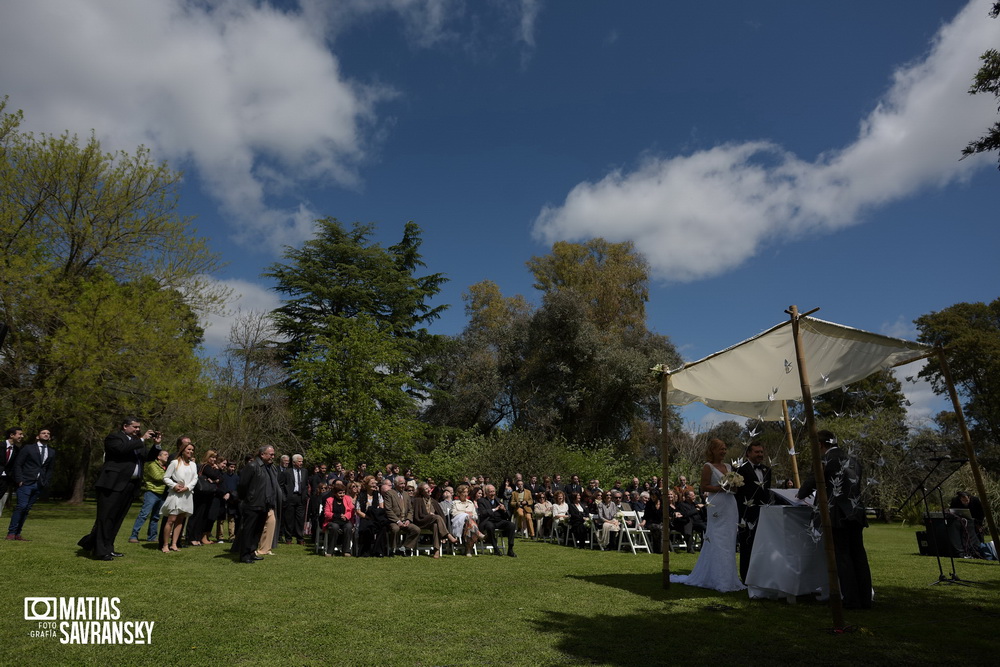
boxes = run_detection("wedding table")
[745,505,827,602]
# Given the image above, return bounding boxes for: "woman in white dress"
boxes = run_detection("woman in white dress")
[450,484,484,556]
[670,438,746,592]
[160,439,198,553]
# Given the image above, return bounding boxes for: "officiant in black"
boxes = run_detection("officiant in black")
[735,440,774,582]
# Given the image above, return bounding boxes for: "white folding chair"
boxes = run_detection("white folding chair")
[617,511,651,554]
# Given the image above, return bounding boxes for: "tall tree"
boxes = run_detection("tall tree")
[0,98,225,498]
[962,3,1000,168]
[916,298,1000,469]
[265,218,446,464]
[527,238,649,333]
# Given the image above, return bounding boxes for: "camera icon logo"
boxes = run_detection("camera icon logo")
[24,597,57,621]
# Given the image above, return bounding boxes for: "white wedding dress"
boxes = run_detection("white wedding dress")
[670,463,746,593]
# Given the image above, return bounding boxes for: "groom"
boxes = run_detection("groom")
[736,440,773,582]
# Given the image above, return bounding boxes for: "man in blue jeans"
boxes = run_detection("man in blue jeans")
[6,427,56,541]
[129,448,170,542]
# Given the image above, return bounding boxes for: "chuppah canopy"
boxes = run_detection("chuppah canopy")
[665,315,934,420]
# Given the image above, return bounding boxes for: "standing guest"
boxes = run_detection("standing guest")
[527,475,543,497]
[1,427,25,518]
[189,450,222,546]
[499,477,515,506]
[280,453,308,545]
[129,448,170,543]
[412,482,458,558]
[219,460,240,543]
[626,477,641,494]
[477,484,517,557]
[384,475,420,556]
[650,475,661,491]
[551,474,564,495]
[279,454,290,469]
[322,481,354,556]
[78,418,162,561]
[510,478,535,538]
[6,427,56,541]
[160,438,198,552]
[673,476,695,500]
[736,441,774,582]
[797,430,872,609]
[236,445,279,564]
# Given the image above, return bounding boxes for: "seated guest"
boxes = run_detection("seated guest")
[551,490,569,541]
[666,490,692,553]
[533,490,553,538]
[354,476,383,557]
[673,475,695,500]
[642,492,664,554]
[631,491,647,514]
[322,482,354,556]
[595,491,620,549]
[567,492,589,548]
[412,482,458,558]
[451,484,484,556]
[477,484,517,557]
[310,482,329,550]
[384,475,420,556]
[678,490,707,538]
[510,479,535,538]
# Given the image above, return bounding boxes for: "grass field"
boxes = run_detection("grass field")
[2,501,998,666]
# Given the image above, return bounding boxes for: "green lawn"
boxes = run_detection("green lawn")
[1,502,997,666]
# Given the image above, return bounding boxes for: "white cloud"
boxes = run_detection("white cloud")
[0,0,390,249]
[200,278,282,352]
[533,1,1000,282]
[893,359,948,428]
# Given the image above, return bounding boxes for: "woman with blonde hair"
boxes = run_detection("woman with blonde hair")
[160,438,198,552]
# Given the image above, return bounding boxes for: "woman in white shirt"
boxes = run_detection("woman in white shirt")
[450,484,484,556]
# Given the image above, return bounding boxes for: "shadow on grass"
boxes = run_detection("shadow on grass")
[541,571,1000,666]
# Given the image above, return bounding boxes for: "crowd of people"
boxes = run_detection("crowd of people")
[4,417,718,562]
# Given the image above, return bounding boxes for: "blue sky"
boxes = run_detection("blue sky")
[2,1,997,430]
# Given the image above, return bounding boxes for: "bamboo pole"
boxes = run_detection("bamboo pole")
[661,372,672,589]
[781,400,801,488]
[935,346,1000,557]
[787,305,845,630]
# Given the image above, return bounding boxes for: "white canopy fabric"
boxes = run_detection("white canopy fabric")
[665,316,934,421]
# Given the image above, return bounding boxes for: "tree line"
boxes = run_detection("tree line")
[2,99,998,514]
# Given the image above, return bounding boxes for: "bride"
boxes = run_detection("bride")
[670,438,746,593]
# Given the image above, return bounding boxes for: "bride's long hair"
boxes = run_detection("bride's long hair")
[705,438,726,464]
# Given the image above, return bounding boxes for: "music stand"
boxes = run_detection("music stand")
[901,456,972,586]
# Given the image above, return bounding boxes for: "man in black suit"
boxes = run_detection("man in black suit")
[280,453,308,544]
[477,484,517,557]
[797,430,872,609]
[736,440,774,582]
[236,445,279,564]
[1,426,25,517]
[6,427,56,540]
[78,417,162,560]
[563,474,584,499]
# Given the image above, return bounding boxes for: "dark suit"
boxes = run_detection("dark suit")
[477,496,516,554]
[735,461,773,582]
[236,456,280,562]
[279,466,308,542]
[797,446,872,609]
[6,440,55,536]
[1,440,22,508]
[79,430,159,558]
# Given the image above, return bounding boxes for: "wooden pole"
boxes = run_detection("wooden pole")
[781,400,801,488]
[936,346,1000,556]
[661,372,672,589]
[787,305,845,630]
